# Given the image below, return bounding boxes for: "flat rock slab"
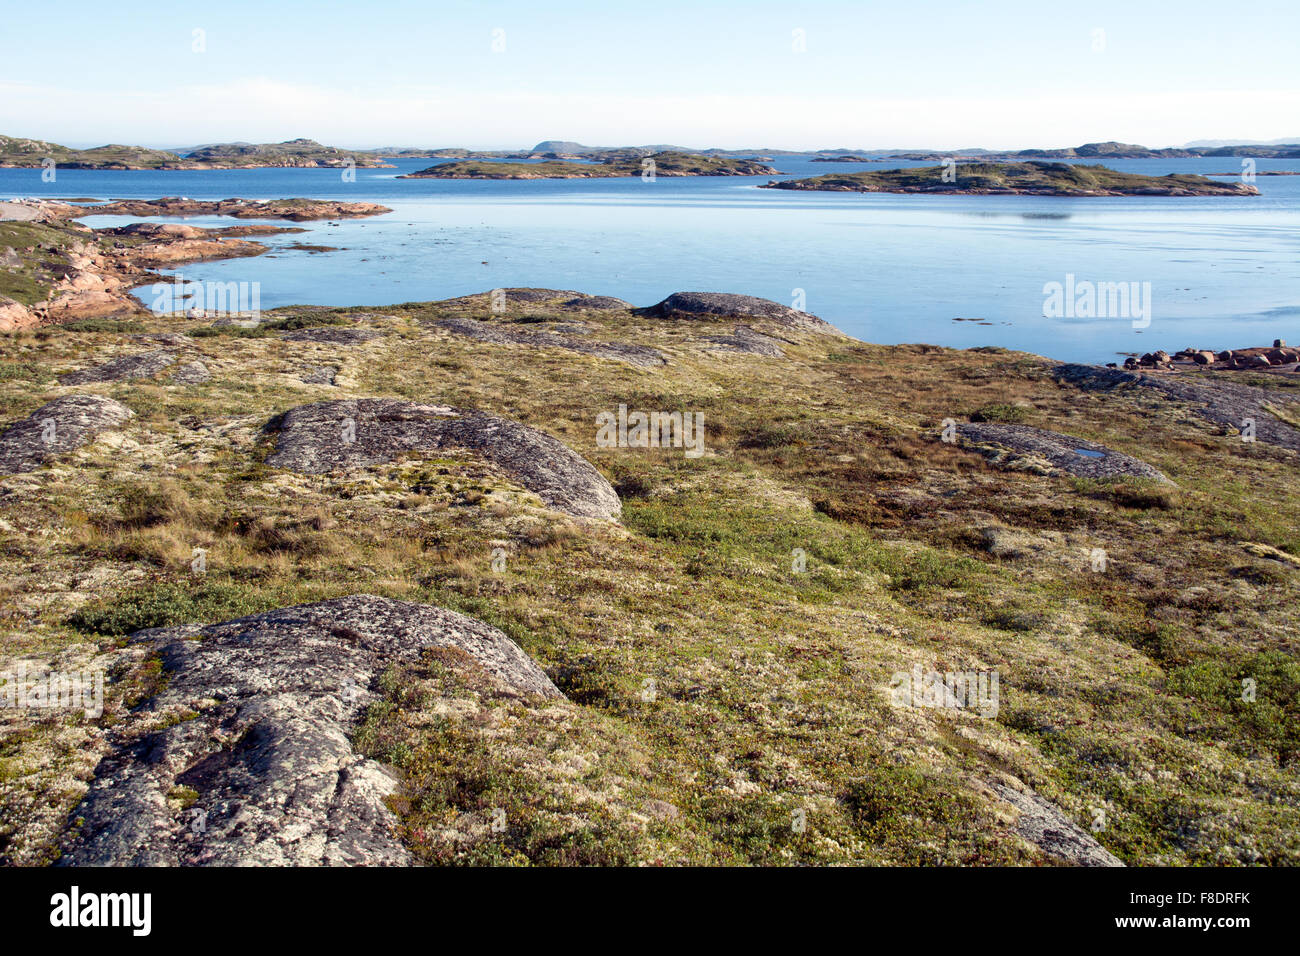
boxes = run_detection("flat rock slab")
[281,328,383,345]
[1055,363,1300,452]
[956,423,1171,481]
[266,399,621,520]
[131,333,193,347]
[59,350,176,385]
[440,287,583,307]
[561,295,632,311]
[644,292,839,334]
[0,394,134,473]
[0,201,42,222]
[211,316,263,328]
[169,361,211,384]
[702,325,785,357]
[993,783,1124,867]
[300,366,338,385]
[58,595,561,867]
[434,316,666,368]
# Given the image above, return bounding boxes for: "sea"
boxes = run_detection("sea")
[3,155,1297,363]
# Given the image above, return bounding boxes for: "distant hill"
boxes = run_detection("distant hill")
[5,134,1298,171]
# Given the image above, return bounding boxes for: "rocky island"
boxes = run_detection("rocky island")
[761,161,1260,196]
[400,150,781,179]
[0,136,395,170]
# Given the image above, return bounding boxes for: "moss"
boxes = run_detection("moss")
[68,580,271,636]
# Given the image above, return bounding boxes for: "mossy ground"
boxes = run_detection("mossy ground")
[1,293,1297,865]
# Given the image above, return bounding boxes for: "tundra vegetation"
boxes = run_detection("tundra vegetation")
[0,280,1298,867]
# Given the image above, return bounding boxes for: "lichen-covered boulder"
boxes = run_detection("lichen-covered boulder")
[59,349,176,385]
[265,399,620,520]
[0,394,134,474]
[644,292,839,334]
[58,595,562,867]
[169,360,211,384]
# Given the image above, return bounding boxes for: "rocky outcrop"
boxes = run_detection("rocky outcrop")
[1056,364,1300,453]
[562,295,632,311]
[992,782,1124,867]
[46,290,139,322]
[439,288,587,308]
[79,198,392,222]
[128,238,266,268]
[59,349,176,385]
[281,328,383,345]
[110,222,207,239]
[1126,344,1300,371]
[702,325,785,356]
[300,366,338,385]
[58,595,561,866]
[265,399,621,520]
[954,423,1171,481]
[0,295,37,333]
[644,292,839,334]
[169,361,211,384]
[0,394,133,473]
[434,316,666,367]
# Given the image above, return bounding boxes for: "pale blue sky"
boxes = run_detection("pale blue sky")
[3,0,1297,149]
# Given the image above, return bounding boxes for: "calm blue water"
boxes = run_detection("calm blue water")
[5,156,1298,363]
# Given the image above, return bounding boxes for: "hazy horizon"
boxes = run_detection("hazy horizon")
[32,135,1300,154]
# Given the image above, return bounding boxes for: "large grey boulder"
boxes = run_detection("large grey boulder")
[59,595,562,867]
[561,294,632,311]
[0,394,134,474]
[265,399,620,520]
[58,349,176,385]
[955,422,1171,482]
[644,292,839,334]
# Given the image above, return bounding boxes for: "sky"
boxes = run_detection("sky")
[2,0,1298,150]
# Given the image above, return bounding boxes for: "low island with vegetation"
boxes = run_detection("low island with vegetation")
[761,161,1260,196]
[400,151,781,179]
